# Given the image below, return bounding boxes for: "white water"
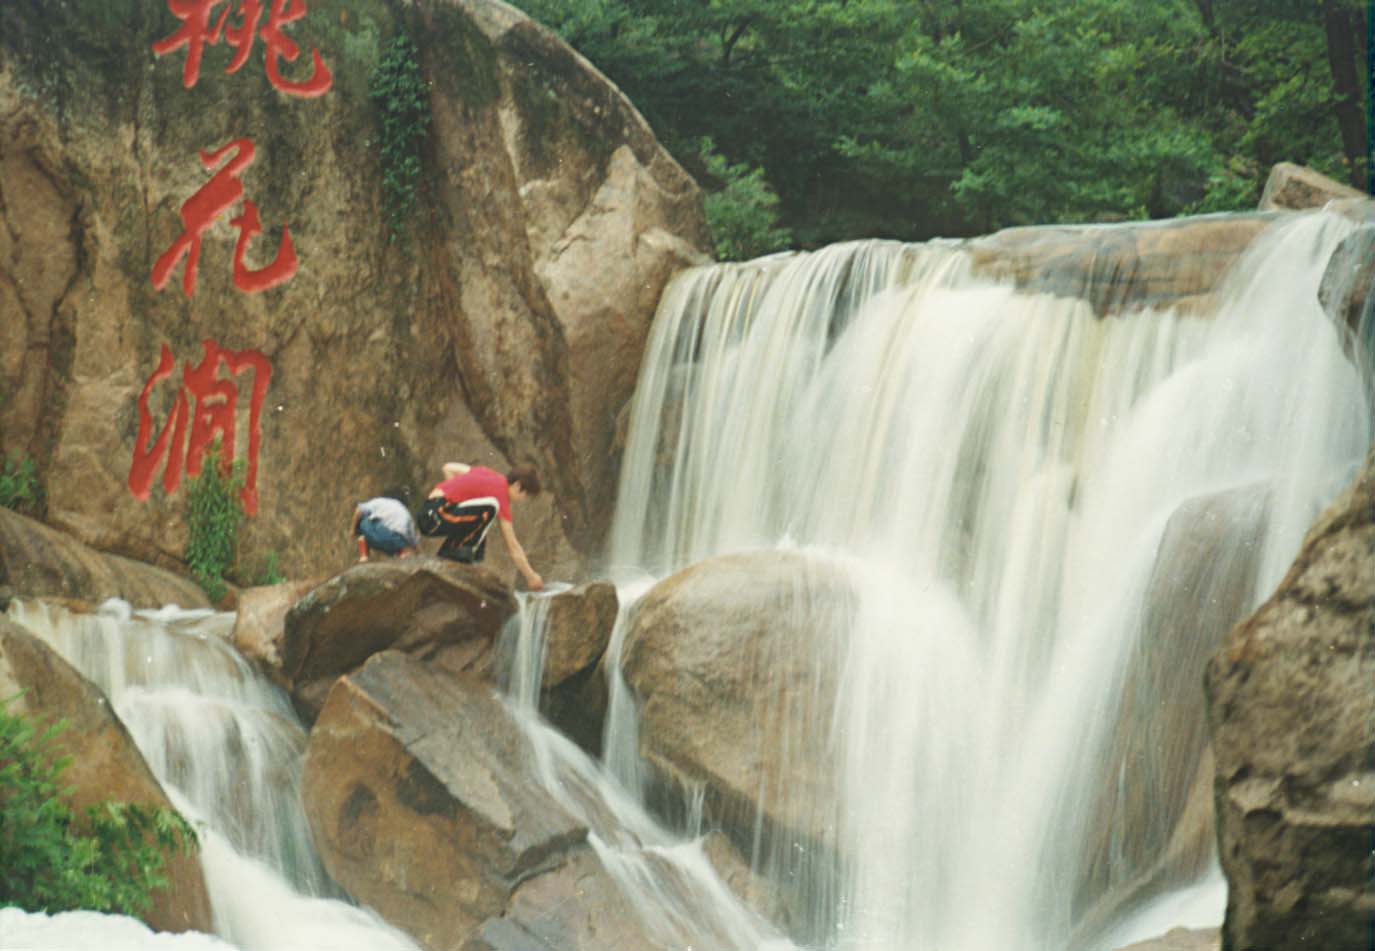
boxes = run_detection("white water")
[3,209,1367,951]
[602,210,1371,950]
[4,599,419,951]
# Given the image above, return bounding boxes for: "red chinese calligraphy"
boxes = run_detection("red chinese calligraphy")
[152,138,296,297]
[128,341,272,515]
[153,0,333,97]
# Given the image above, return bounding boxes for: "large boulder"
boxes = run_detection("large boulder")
[0,0,710,586]
[1258,162,1366,212]
[0,507,208,609]
[1204,450,1375,949]
[301,650,591,951]
[1077,485,1268,922]
[282,558,515,720]
[967,216,1274,317]
[619,551,857,860]
[229,577,323,686]
[0,617,213,934]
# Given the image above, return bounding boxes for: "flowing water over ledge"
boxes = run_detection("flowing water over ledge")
[4,208,1370,951]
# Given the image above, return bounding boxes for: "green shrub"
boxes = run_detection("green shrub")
[185,451,245,603]
[255,550,286,587]
[0,455,44,517]
[370,33,431,246]
[698,138,793,262]
[0,695,198,916]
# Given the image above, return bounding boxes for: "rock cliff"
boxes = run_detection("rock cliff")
[0,0,710,585]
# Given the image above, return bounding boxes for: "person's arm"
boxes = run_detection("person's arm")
[441,462,471,479]
[499,519,543,591]
[350,506,362,535]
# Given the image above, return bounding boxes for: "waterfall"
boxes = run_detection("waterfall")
[3,599,419,951]
[604,209,1371,950]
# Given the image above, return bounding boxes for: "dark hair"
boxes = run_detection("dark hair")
[381,486,412,506]
[507,464,541,497]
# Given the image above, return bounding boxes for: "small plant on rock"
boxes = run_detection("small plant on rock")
[185,448,245,603]
[0,454,44,517]
[0,695,198,916]
[369,32,431,246]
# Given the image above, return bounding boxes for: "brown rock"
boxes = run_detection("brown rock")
[1205,450,1375,950]
[620,551,856,859]
[464,846,675,951]
[1258,162,1366,212]
[0,508,208,609]
[1317,221,1375,371]
[539,580,618,689]
[0,617,213,933]
[282,558,516,720]
[0,0,710,589]
[230,577,323,686]
[968,216,1274,317]
[301,650,586,951]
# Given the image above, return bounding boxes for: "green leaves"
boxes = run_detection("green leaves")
[699,139,793,261]
[0,696,198,917]
[0,455,44,518]
[369,33,431,247]
[514,0,1362,246]
[185,448,245,604]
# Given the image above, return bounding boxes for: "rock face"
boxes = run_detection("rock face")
[0,507,208,609]
[1258,162,1366,212]
[302,650,592,950]
[968,215,1274,317]
[1205,451,1375,950]
[0,0,710,585]
[282,558,515,719]
[0,617,213,934]
[620,551,856,860]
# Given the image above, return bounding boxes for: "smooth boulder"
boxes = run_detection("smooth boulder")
[0,508,208,609]
[1205,451,1375,949]
[1258,161,1366,212]
[620,551,857,857]
[282,559,516,720]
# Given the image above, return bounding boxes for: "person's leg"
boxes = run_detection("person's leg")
[357,535,370,562]
[360,517,409,558]
[434,500,497,562]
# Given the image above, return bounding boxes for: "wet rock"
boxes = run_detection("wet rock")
[0,618,213,934]
[1113,926,1219,951]
[968,216,1273,317]
[620,551,856,860]
[0,508,208,609]
[1258,162,1366,212]
[1205,450,1375,949]
[282,559,516,721]
[1077,485,1268,920]
[539,581,618,689]
[1317,222,1375,375]
[463,847,672,951]
[301,651,587,951]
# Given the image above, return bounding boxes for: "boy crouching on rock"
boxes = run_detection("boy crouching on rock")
[351,489,420,562]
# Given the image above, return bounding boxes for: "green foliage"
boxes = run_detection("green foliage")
[185,450,245,604]
[699,139,793,260]
[514,0,1367,246]
[369,33,432,246]
[255,550,286,587]
[0,455,44,518]
[0,695,198,916]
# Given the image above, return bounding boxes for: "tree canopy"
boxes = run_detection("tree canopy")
[512,0,1370,257]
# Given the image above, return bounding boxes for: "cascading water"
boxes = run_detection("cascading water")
[603,208,1371,950]
[1,207,1365,951]
[3,599,419,951]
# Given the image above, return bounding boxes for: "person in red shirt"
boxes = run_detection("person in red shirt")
[419,462,544,590]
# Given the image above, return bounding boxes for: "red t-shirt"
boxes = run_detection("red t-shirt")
[436,466,512,521]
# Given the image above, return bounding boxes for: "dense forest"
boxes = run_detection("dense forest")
[512,0,1371,257]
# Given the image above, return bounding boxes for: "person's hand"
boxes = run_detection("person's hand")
[526,571,544,592]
